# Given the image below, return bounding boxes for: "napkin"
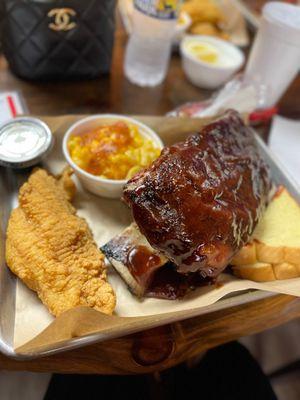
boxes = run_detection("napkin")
[269,115,300,187]
[0,91,26,123]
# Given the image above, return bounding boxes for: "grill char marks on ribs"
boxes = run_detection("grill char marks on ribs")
[123,110,270,281]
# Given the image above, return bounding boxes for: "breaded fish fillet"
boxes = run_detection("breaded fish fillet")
[6,168,116,316]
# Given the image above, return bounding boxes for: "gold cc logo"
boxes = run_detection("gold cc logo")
[48,8,77,31]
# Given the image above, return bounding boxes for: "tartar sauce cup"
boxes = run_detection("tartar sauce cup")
[180,35,245,89]
[62,114,164,199]
[0,117,53,168]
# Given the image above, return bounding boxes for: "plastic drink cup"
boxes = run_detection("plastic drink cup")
[245,2,300,108]
[124,0,179,87]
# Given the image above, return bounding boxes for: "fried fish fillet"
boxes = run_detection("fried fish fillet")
[6,168,116,316]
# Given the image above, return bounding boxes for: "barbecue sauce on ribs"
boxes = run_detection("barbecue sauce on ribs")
[123,110,270,279]
[127,245,162,288]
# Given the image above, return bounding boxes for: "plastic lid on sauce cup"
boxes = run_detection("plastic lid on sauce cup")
[0,117,53,168]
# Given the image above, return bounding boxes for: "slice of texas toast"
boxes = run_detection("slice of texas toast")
[232,186,300,281]
[232,262,275,282]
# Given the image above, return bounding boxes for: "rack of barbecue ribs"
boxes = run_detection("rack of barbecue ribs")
[102,110,271,299]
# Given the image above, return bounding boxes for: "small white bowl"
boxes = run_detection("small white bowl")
[180,35,245,89]
[173,12,192,45]
[63,114,164,199]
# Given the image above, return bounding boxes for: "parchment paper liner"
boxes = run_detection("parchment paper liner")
[10,115,300,355]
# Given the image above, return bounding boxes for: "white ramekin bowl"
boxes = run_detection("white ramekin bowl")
[173,12,192,45]
[180,35,245,89]
[63,114,164,199]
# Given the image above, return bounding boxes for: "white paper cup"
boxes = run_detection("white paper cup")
[245,2,300,107]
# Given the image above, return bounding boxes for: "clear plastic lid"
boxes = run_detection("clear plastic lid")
[0,117,53,168]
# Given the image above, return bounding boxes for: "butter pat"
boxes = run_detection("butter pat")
[185,42,219,65]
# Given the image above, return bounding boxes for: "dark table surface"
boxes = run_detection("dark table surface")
[1,22,299,119]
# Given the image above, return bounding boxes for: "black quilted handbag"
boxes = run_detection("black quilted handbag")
[2,0,116,80]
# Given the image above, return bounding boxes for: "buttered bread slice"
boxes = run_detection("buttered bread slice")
[231,186,300,281]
